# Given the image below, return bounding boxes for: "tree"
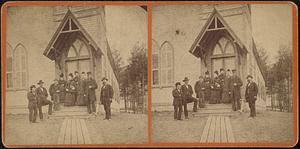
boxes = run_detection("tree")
[111,48,124,76]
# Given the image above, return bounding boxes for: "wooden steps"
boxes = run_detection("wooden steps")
[58,118,96,144]
[200,115,235,143]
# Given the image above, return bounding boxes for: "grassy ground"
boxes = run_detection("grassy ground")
[152,111,208,143]
[230,110,294,143]
[4,114,63,146]
[86,113,148,144]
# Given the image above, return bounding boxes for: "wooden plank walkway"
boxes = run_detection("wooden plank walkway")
[58,118,92,144]
[200,115,235,143]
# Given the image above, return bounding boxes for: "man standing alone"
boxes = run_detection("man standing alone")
[194,76,206,108]
[245,75,258,118]
[100,77,114,120]
[85,72,98,114]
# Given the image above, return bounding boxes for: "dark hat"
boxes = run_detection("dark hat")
[59,73,64,77]
[81,72,85,74]
[227,69,231,72]
[232,69,237,72]
[87,72,92,75]
[183,77,189,82]
[74,71,79,74]
[220,68,225,71]
[205,71,210,75]
[37,80,44,85]
[214,70,219,75]
[175,82,181,86]
[68,73,74,77]
[30,85,36,90]
[102,77,108,81]
[247,75,253,79]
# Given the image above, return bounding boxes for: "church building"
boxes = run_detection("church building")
[6,6,120,112]
[152,4,266,111]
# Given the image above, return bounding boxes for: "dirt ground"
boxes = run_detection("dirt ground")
[230,110,294,143]
[4,114,63,146]
[152,111,208,143]
[86,113,148,144]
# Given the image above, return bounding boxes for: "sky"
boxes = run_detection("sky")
[105,6,147,66]
[251,4,293,64]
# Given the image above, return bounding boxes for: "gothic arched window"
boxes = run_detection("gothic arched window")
[160,41,174,86]
[6,43,14,89]
[14,44,28,89]
[152,40,159,86]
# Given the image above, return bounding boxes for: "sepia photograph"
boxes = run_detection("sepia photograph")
[151,4,295,144]
[3,4,148,145]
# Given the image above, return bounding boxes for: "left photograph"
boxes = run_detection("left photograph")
[3,5,148,145]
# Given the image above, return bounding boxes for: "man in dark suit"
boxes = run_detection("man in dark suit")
[27,85,38,123]
[85,72,98,114]
[203,71,212,103]
[194,76,205,108]
[36,80,53,120]
[181,77,198,119]
[230,69,243,111]
[245,75,258,118]
[100,77,114,120]
[49,79,61,111]
[172,82,183,120]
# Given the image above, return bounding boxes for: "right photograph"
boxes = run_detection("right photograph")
[151,4,294,143]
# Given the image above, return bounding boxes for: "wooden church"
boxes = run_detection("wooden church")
[5,6,120,113]
[152,4,266,111]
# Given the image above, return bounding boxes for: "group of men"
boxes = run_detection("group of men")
[172,68,258,120]
[27,71,114,123]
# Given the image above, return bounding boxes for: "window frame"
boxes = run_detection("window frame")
[13,44,28,91]
[6,43,14,90]
[151,40,160,87]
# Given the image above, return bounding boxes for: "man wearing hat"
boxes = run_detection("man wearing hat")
[172,82,183,120]
[210,71,221,104]
[245,75,258,118]
[36,80,53,120]
[230,69,243,111]
[218,68,226,103]
[49,79,61,111]
[27,85,38,123]
[100,77,114,120]
[76,72,87,106]
[203,71,212,103]
[181,77,198,119]
[222,69,233,103]
[194,76,205,108]
[58,73,66,103]
[85,72,98,114]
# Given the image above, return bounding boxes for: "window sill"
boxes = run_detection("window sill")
[152,85,173,89]
[6,88,28,92]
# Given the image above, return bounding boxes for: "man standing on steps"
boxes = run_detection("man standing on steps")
[230,69,243,111]
[194,76,206,108]
[100,77,114,120]
[36,80,53,120]
[85,72,98,114]
[203,71,212,104]
[245,75,258,118]
[49,79,61,111]
[218,68,226,103]
[181,77,198,119]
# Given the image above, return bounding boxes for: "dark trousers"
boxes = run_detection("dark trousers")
[103,101,111,119]
[183,97,198,118]
[87,99,96,114]
[248,100,256,117]
[38,99,53,119]
[174,105,182,120]
[232,97,241,111]
[52,94,60,111]
[198,92,205,108]
[28,105,37,122]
